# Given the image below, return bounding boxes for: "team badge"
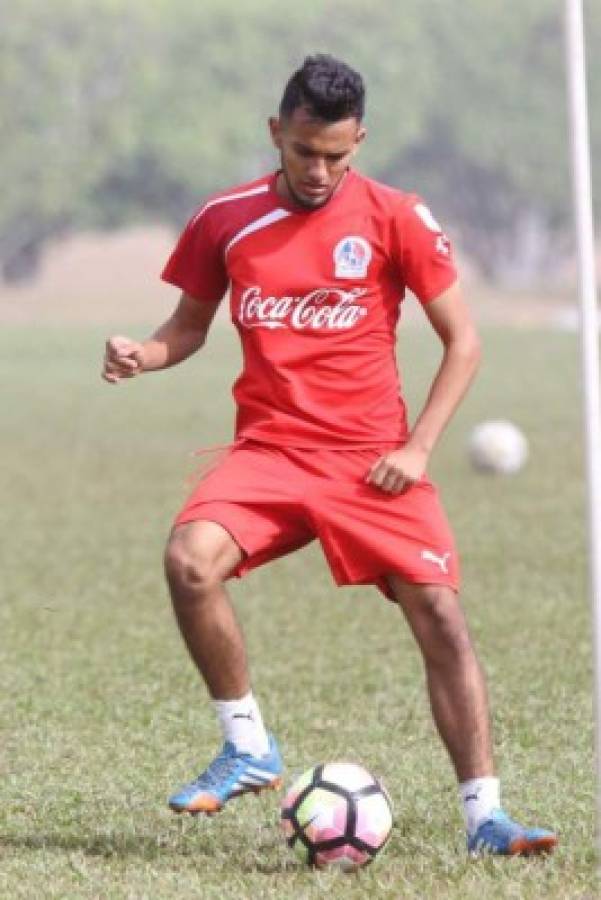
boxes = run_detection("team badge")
[333,236,372,279]
[414,203,451,257]
[436,234,451,256]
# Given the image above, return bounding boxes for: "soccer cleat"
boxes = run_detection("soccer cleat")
[467,808,558,856]
[168,734,283,814]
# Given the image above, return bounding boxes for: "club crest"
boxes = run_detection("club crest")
[333,236,372,279]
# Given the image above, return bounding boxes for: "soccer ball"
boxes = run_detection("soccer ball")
[468,420,529,474]
[280,762,393,871]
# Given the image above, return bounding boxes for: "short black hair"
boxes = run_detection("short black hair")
[279,54,365,123]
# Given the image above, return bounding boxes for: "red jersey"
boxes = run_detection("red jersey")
[161,169,457,447]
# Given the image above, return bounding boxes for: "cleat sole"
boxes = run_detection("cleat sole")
[169,775,283,816]
[169,795,222,815]
[508,834,558,856]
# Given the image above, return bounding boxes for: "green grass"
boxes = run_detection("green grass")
[0,322,597,898]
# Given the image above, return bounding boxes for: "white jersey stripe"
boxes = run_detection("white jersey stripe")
[225,208,291,256]
[190,183,270,226]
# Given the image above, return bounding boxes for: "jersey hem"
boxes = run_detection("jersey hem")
[235,430,407,450]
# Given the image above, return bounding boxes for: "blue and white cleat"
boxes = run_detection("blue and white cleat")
[468,808,558,856]
[168,734,283,815]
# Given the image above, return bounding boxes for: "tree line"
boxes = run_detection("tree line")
[2,0,599,284]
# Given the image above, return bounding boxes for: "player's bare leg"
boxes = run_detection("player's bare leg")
[388,576,557,854]
[164,520,249,699]
[164,520,282,813]
[387,578,492,781]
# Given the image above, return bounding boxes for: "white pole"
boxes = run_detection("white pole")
[564,0,601,850]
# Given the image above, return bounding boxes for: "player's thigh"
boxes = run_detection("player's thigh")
[165,519,244,586]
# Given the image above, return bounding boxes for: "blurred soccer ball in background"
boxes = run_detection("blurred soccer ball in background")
[468,420,529,474]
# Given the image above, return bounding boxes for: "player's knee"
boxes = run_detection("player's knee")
[164,534,222,600]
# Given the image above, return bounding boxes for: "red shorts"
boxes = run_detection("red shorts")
[174,441,459,599]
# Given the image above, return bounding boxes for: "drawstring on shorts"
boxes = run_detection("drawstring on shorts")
[185,439,244,489]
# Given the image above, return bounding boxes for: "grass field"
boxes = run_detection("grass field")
[0,321,597,898]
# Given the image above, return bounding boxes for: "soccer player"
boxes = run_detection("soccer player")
[102,54,557,856]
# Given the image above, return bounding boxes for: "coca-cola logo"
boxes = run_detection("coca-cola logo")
[238,286,368,331]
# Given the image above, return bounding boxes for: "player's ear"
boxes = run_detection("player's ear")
[354,126,367,151]
[269,117,282,149]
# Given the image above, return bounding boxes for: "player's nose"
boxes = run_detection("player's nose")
[306,157,329,184]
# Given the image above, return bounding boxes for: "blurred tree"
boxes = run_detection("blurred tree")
[384,0,597,282]
[1,0,599,283]
[0,0,150,279]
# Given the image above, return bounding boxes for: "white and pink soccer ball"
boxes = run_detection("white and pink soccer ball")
[280,762,393,871]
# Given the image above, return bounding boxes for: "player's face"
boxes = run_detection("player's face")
[269,107,365,209]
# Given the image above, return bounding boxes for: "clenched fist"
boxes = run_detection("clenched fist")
[365,444,428,495]
[102,336,145,384]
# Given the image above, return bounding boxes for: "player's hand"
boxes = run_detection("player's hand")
[102,336,145,384]
[365,445,428,495]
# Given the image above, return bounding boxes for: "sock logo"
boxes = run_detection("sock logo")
[465,791,480,803]
[232,712,254,721]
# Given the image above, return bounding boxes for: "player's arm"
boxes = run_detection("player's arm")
[367,281,481,493]
[409,280,481,454]
[102,292,220,384]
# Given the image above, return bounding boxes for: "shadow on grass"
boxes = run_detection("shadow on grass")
[0,831,193,859]
[0,830,297,873]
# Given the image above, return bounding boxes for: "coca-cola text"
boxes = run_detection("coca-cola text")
[238,286,368,331]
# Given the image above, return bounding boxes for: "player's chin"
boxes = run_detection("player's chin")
[296,188,333,208]
[298,197,328,210]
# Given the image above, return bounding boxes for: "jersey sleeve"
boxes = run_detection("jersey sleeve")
[392,197,458,303]
[161,206,229,303]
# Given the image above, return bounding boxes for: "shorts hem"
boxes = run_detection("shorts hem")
[333,571,460,601]
[173,509,252,579]
[173,505,313,580]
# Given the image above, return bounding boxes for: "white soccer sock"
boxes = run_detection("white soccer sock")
[214,691,270,757]
[459,776,501,836]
